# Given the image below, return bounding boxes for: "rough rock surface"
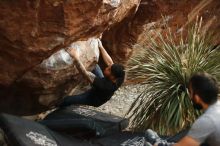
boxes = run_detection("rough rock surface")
[0,38,100,115]
[102,0,220,64]
[0,0,140,86]
[0,0,140,115]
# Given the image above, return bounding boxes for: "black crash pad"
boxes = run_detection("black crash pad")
[0,113,149,146]
[0,113,95,146]
[40,106,128,137]
[0,113,192,146]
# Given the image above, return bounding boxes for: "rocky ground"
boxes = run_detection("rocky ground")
[91,84,146,117]
[32,83,147,121]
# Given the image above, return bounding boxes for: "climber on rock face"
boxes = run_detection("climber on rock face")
[56,39,125,107]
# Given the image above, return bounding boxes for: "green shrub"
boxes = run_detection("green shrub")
[127,19,220,135]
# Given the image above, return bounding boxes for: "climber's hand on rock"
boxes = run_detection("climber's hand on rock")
[67,47,79,59]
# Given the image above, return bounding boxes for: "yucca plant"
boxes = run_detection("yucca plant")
[126,19,220,135]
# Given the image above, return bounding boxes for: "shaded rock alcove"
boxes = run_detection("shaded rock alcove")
[0,0,141,115]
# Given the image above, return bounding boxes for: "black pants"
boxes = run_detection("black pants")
[59,65,104,107]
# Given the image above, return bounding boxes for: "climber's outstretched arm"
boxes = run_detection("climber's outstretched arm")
[98,39,114,66]
[67,48,95,84]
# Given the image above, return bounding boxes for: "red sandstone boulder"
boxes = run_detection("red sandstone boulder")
[0,0,140,87]
[102,0,220,64]
[0,0,140,115]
